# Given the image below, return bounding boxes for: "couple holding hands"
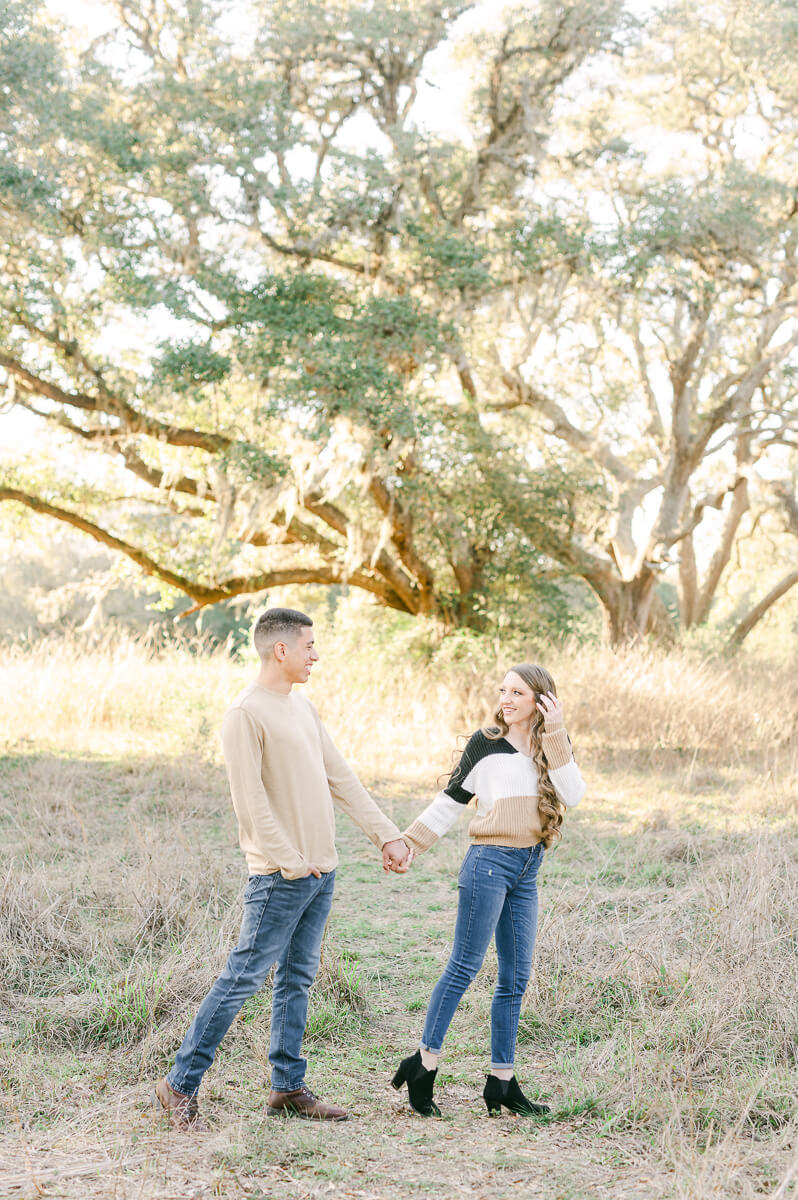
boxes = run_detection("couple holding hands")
[153,607,585,1130]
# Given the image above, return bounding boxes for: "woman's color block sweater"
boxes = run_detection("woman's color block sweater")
[403,722,585,852]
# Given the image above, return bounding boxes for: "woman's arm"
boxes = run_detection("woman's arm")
[403,790,467,853]
[401,732,484,853]
[538,693,586,809]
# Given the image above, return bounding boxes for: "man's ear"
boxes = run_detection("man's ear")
[274,640,286,662]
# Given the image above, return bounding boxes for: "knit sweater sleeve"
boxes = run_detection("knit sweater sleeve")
[541,720,585,808]
[403,733,483,854]
[310,705,402,849]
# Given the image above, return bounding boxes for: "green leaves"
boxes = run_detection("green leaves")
[218,442,287,485]
[229,277,441,437]
[600,168,790,288]
[153,341,233,394]
[405,220,493,292]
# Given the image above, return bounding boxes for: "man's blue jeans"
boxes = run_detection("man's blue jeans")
[421,843,543,1070]
[167,870,335,1096]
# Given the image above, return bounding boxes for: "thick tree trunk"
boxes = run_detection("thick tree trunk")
[589,568,677,647]
[678,533,699,628]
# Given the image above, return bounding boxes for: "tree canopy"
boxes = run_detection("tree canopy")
[1,0,797,644]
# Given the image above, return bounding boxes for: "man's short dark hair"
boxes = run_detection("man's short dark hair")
[253,608,313,658]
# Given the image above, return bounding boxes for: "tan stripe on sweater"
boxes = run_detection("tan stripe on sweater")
[467,794,543,846]
[541,726,571,769]
[403,819,440,853]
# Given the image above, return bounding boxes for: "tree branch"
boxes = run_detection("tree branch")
[10,390,426,609]
[494,368,640,485]
[631,328,664,438]
[692,474,750,624]
[299,490,421,610]
[15,399,219,505]
[0,487,413,614]
[730,569,798,646]
[0,352,234,455]
[0,485,225,600]
[670,308,709,453]
[366,470,435,607]
[693,327,798,463]
[667,476,749,549]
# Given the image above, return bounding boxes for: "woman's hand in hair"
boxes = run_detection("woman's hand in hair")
[536,690,564,730]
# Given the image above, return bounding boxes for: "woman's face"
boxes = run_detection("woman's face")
[498,671,538,727]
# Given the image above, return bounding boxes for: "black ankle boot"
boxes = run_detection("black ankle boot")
[391,1050,441,1117]
[483,1074,550,1117]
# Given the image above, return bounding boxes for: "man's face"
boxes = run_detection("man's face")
[278,627,319,684]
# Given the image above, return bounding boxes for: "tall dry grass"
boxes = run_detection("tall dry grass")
[2,621,795,783]
[0,630,242,755]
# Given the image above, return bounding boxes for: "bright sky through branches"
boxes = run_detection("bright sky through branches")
[46,0,662,141]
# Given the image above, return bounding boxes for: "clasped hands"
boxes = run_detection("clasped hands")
[382,837,414,874]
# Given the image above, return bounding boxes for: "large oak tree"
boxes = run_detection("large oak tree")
[1,0,796,642]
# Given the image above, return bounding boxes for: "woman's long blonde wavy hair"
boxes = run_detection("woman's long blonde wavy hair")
[483,663,564,850]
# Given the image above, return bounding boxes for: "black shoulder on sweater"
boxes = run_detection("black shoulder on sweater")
[444,730,516,804]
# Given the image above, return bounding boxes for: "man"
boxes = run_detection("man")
[153,607,411,1129]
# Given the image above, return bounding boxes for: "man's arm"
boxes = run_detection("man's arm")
[222,708,311,880]
[311,710,405,854]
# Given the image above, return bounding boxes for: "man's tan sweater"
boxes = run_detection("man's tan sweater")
[221,683,401,880]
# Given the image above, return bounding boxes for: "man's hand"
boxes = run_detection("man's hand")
[303,864,322,878]
[382,838,414,874]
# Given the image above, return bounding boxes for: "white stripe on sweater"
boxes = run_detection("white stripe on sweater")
[462,751,585,812]
[411,790,464,837]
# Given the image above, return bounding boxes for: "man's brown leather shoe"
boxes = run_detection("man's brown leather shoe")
[152,1078,207,1132]
[266,1084,349,1121]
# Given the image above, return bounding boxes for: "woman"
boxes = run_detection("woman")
[392,663,585,1118]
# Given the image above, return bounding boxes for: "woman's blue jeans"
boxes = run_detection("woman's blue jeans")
[167,870,335,1096]
[421,843,543,1070]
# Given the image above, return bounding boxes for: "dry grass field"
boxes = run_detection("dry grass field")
[0,620,796,1200]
